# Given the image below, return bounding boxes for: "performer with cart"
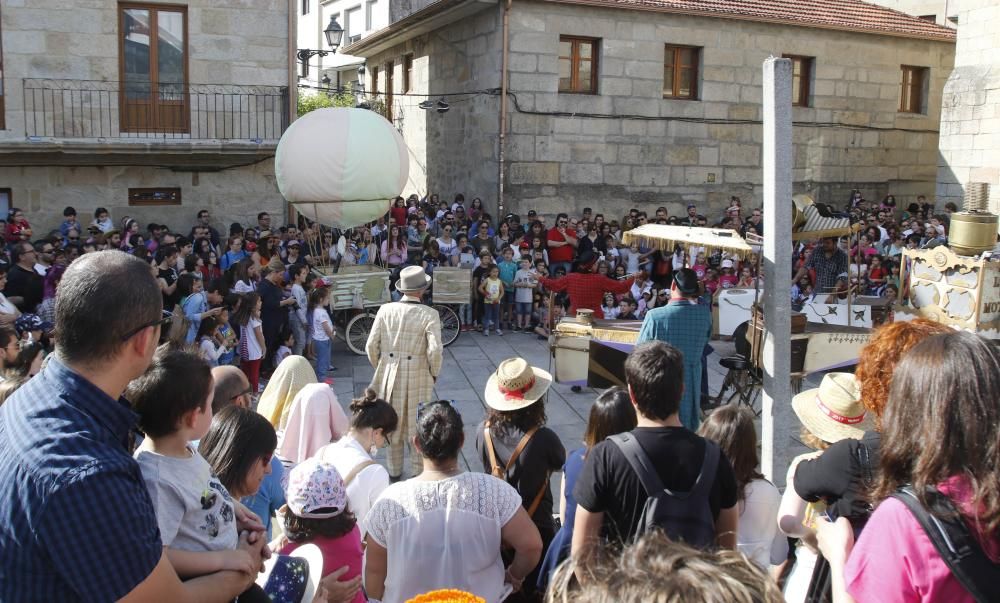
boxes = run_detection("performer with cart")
[365,265,444,479]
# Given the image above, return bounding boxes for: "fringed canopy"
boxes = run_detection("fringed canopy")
[622,224,754,259]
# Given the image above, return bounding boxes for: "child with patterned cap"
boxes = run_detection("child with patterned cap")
[278,458,365,603]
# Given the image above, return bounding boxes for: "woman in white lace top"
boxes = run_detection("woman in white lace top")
[365,401,542,603]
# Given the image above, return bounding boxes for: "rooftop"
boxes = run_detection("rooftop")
[343,0,956,56]
[540,0,956,41]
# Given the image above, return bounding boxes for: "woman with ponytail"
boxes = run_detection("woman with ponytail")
[316,388,399,535]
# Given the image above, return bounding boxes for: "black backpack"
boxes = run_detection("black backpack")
[609,433,720,548]
[891,485,1000,603]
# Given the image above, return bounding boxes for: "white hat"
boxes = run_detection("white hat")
[397,265,431,292]
[721,259,735,269]
[792,373,873,442]
[484,358,553,412]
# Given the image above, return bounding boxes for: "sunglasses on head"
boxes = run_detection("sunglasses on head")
[121,315,172,341]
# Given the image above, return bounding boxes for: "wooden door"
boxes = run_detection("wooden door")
[120,4,189,134]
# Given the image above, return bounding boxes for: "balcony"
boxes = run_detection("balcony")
[2,79,291,170]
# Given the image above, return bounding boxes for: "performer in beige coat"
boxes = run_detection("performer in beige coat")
[366,265,443,478]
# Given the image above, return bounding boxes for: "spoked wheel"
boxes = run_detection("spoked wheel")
[432,304,461,347]
[345,312,377,355]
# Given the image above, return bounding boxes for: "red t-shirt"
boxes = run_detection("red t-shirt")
[280,526,365,603]
[719,274,739,289]
[390,206,407,228]
[547,227,576,263]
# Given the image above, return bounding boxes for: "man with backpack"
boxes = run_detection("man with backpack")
[570,341,739,577]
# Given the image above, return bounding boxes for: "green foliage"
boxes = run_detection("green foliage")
[297,88,357,116]
[296,87,392,124]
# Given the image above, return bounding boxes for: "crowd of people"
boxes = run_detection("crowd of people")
[0,188,995,603]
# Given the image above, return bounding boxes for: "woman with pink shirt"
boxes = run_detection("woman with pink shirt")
[818,331,1000,603]
[380,225,406,268]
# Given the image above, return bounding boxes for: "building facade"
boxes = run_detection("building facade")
[297,0,390,91]
[867,0,955,28]
[934,0,1000,210]
[347,0,955,219]
[0,0,293,233]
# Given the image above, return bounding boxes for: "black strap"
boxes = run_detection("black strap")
[609,433,664,497]
[891,486,1000,603]
[608,433,717,499]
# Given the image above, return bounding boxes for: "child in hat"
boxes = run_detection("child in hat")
[777,373,873,601]
[279,458,365,603]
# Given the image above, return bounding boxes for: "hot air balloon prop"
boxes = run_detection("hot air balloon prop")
[275,107,408,231]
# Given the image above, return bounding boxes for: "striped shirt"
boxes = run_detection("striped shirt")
[0,356,162,601]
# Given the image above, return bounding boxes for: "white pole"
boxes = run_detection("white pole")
[761,57,794,485]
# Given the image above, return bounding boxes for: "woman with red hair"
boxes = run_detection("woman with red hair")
[783,318,950,599]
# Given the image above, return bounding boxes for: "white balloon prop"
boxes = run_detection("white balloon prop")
[275,108,408,230]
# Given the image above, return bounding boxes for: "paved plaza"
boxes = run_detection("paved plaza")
[327,329,753,494]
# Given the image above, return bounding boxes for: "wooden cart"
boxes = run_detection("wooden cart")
[317,265,391,355]
[430,266,471,347]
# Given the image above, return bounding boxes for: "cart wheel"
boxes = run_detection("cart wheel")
[433,304,461,347]
[345,312,377,356]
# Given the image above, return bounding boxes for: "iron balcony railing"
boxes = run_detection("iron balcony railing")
[22,79,290,141]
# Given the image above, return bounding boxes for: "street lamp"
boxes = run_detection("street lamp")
[324,15,344,49]
[297,15,344,78]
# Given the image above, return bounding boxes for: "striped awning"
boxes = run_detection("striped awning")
[622,224,754,259]
[792,195,860,240]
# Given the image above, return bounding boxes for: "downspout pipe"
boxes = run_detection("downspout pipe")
[498,0,512,217]
[287,0,298,225]
[288,0,298,125]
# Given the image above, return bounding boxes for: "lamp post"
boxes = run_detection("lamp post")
[297,15,344,79]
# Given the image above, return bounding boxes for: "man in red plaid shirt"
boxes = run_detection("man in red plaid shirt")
[538,250,638,319]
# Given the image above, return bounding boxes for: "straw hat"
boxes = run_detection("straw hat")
[397,265,431,292]
[484,358,552,411]
[792,373,873,442]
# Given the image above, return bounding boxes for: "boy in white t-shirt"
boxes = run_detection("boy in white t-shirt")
[512,256,536,332]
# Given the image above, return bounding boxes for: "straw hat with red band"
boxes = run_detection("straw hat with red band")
[484,358,553,412]
[792,372,873,442]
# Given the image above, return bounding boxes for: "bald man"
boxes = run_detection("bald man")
[211,365,254,413]
[210,365,287,537]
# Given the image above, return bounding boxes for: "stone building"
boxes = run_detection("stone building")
[933,0,1000,210]
[0,0,294,233]
[346,0,955,219]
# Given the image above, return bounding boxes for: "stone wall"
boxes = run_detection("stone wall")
[365,5,502,204]
[502,2,954,220]
[0,0,290,138]
[936,0,1000,210]
[2,162,285,236]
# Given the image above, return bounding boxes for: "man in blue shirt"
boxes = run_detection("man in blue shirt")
[637,268,713,431]
[0,251,264,601]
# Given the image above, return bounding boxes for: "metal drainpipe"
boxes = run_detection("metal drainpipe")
[288,0,298,124]
[497,0,512,218]
[287,0,298,226]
